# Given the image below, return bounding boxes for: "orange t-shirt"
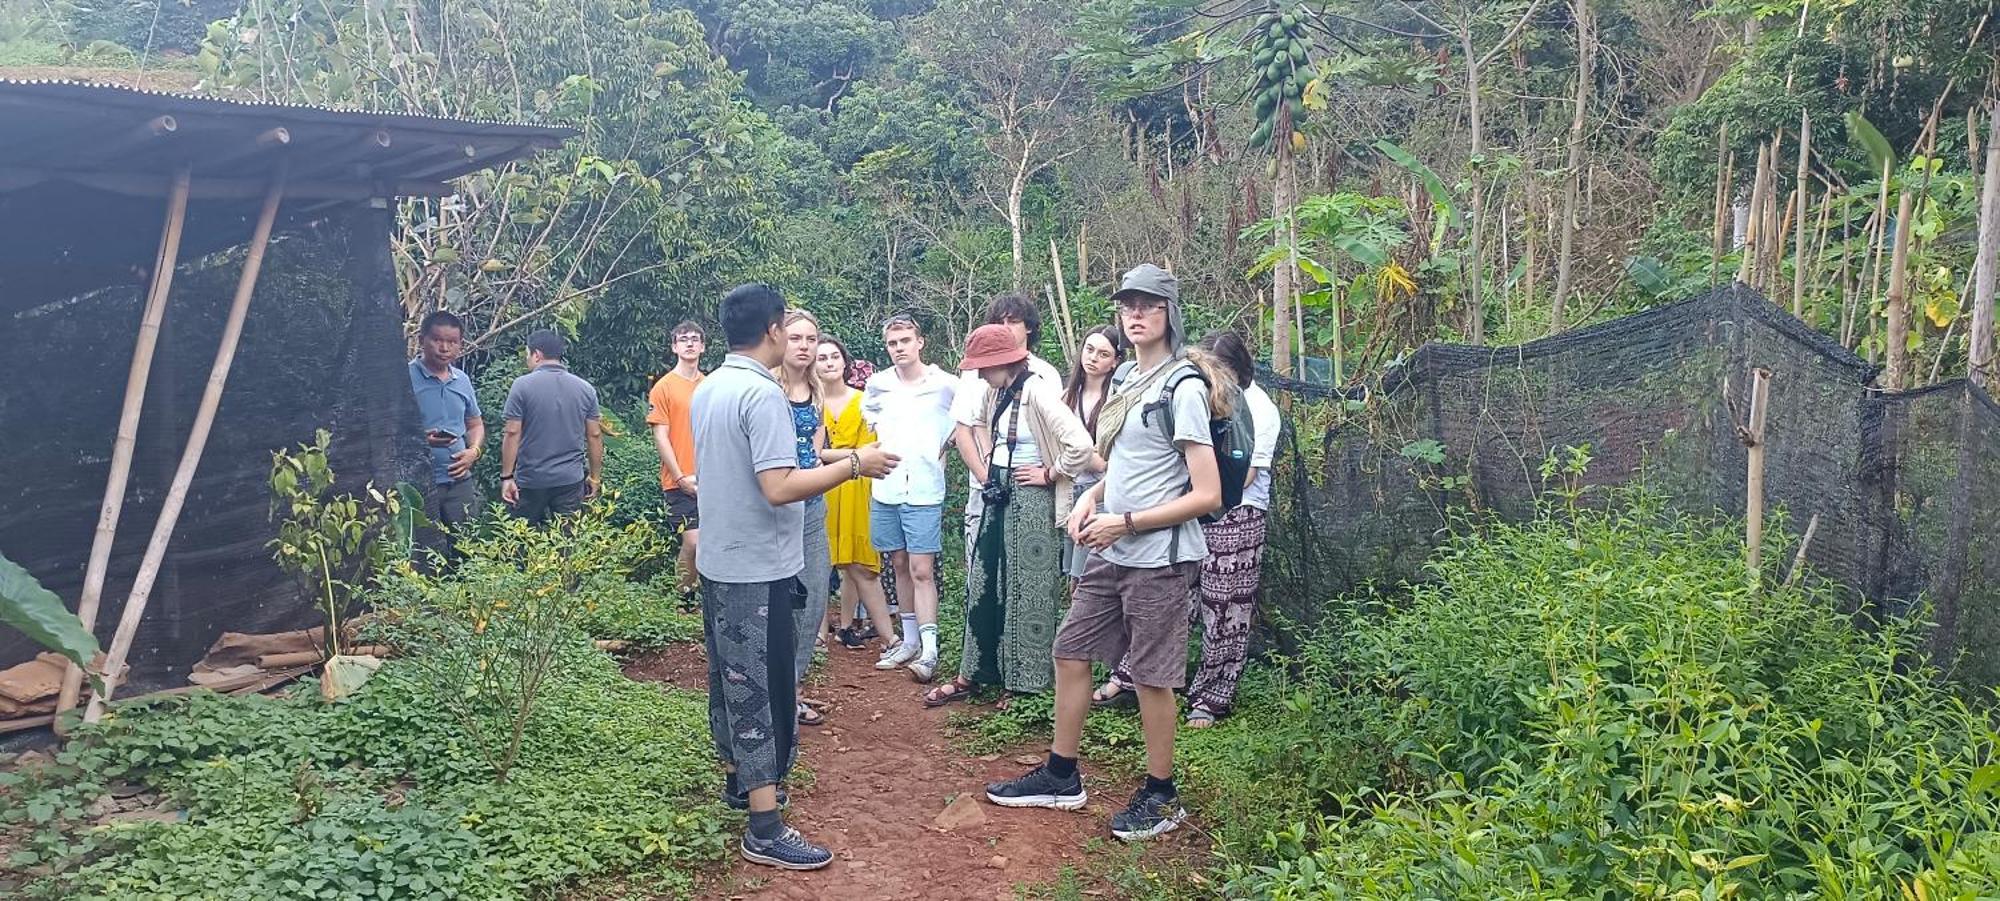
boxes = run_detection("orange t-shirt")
[645,370,701,491]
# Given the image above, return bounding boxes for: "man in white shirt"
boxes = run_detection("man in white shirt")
[862,314,958,681]
[951,294,1062,553]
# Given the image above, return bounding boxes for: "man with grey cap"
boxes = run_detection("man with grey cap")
[983,263,1226,843]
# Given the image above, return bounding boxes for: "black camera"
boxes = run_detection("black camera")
[979,479,1013,508]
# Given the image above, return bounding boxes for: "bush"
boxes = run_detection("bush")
[3,500,727,899]
[1225,500,2000,899]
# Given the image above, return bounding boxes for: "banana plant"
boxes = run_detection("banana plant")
[1,551,102,677]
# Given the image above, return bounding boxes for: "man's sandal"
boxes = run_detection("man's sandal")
[923,677,976,708]
[1092,680,1136,709]
[796,703,825,726]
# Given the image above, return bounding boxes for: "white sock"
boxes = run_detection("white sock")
[919,623,939,660]
[899,614,919,649]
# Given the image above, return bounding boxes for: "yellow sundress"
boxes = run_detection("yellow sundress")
[823,391,878,569]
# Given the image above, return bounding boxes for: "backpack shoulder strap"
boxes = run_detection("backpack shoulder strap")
[1150,363,1207,441]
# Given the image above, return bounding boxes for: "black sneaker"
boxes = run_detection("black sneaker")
[740,825,833,870]
[722,784,790,811]
[985,764,1087,811]
[836,626,868,650]
[1109,785,1186,842]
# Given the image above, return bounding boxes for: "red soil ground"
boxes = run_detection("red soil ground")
[624,641,1132,900]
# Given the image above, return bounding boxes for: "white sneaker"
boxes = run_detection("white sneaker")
[876,644,919,670]
[907,655,939,683]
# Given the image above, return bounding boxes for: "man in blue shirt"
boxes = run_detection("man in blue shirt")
[408,311,485,551]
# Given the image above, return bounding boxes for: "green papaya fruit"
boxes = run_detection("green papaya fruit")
[1268,22,1285,39]
[1250,121,1273,149]
[1253,47,1275,68]
[1281,12,1297,28]
[1289,44,1307,64]
[1254,91,1278,119]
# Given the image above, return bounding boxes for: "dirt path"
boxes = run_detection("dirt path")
[624,642,1114,900]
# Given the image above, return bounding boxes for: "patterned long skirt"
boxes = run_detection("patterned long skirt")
[959,474,1063,694]
[1186,505,1269,716]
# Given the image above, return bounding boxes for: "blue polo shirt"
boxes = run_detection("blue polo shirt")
[409,358,482,485]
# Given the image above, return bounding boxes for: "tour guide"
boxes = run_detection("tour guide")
[691,283,898,870]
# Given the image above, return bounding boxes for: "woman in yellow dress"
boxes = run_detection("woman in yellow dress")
[815,336,898,653]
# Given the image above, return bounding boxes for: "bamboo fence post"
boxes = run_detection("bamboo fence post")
[54,164,193,726]
[1744,367,1773,588]
[87,167,289,722]
[1792,113,1812,316]
[1885,189,1917,391]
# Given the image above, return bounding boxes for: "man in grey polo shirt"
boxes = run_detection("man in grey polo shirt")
[498,329,603,526]
[408,311,485,550]
[693,283,897,872]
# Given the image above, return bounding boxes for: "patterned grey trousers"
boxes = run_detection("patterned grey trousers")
[702,575,804,791]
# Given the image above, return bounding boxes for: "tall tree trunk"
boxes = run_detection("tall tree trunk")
[1008,162,1028,292]
[1973,96,2000,389]
[1551,0,1593,334]
[1273,143,1297,376]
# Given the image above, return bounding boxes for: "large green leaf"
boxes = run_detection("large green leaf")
[1845,111,1895,179]
[0,551,99,671]
[1374,140,1463,228]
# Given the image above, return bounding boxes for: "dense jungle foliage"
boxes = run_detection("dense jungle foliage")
[4,0,1993,390]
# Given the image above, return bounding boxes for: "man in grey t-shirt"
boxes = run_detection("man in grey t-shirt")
[985,263,1224,846]
[498,330,602,526]
[692,284,897,873]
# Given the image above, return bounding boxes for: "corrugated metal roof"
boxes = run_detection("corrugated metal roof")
[0,77,576,133]
[0,77,578,309]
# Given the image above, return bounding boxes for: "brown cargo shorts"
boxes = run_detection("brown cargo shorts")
[1051,555,1200,688]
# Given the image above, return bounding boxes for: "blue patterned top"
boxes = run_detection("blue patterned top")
[790,399,821,468]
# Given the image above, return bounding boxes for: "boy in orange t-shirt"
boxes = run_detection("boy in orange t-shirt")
[647,320,707,591]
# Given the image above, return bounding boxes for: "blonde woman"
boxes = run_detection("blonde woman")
[815,336,898,652]
[775,309,834,726]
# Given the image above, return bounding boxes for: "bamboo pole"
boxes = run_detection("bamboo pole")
[1711,126,1731,287]
[86,168,290,722]
[54,165,193,726]
[1745,367,1773,588]
[1048,238,1079,364]
[1792,113,1812,316]
[1738,142,1769,285]
[1885,189,1916,391]
[1785,512,1820,587]
[1763,131,1786,292]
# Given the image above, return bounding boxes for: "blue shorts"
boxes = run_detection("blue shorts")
[870,501,943,555]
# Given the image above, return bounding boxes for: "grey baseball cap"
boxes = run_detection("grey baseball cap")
[1112,263,1185,352]
[1112,263,1178,303]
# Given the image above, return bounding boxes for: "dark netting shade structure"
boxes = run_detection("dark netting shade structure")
[1260,284,2000,685]
[0,79,572,690]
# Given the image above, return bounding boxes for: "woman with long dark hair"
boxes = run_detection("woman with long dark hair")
[815,336,898,652]
[1061,326,1125,579]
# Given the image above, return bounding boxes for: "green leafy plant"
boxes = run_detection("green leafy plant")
[267,429,406,659]
[0,551,100,674]
[379,503,663,781]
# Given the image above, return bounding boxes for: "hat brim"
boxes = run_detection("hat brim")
[1112,287,1171,303]
[961,347,1029,370]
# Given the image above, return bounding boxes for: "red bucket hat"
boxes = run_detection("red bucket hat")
[960,323,1029,370]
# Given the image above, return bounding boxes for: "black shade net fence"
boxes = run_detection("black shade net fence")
[1257,283,2000,687]
[0,213,427,689]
